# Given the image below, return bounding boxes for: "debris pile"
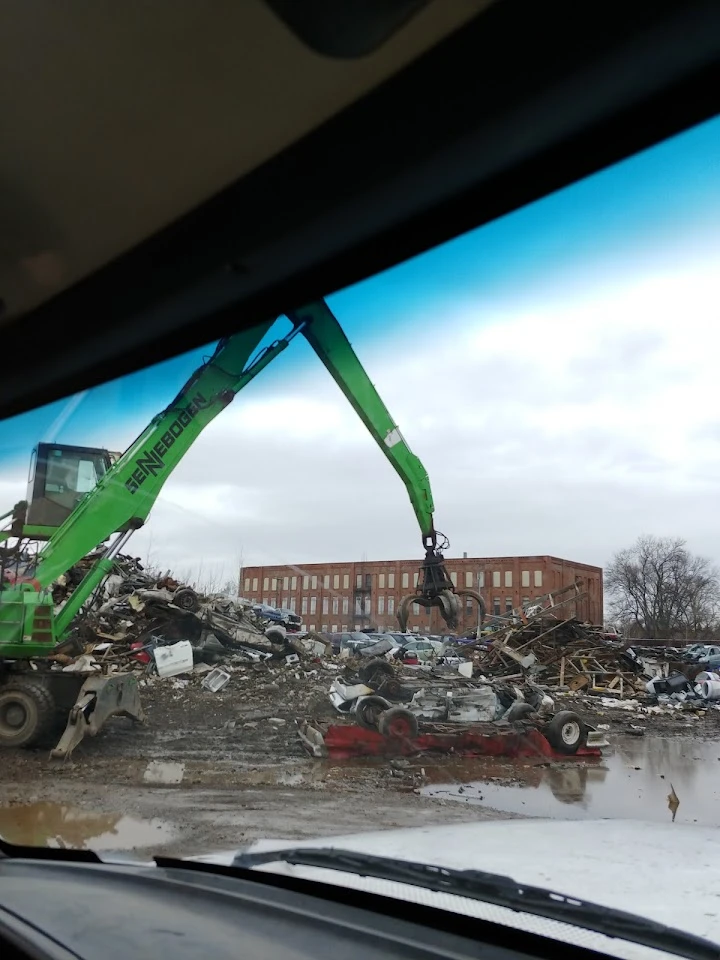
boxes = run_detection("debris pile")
[460,612,646,697]
[51,553,330,683]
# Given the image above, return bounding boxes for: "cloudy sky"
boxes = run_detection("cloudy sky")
[1,114,720,587]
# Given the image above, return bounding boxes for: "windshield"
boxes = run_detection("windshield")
[1,112,719,952]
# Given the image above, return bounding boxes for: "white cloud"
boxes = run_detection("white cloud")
[5,255,720,582]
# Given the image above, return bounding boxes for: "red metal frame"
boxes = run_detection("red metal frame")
[319,724,601,761]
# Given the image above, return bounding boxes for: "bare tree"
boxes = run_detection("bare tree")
[606,535,720,639]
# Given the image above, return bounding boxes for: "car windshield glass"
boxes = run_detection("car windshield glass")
[1,111,719,951]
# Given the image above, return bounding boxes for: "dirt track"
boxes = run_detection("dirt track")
[2,667,718,856]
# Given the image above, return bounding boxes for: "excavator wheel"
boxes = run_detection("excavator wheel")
[0,678,56,748]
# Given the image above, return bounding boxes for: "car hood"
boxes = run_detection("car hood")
[190,818,720,957]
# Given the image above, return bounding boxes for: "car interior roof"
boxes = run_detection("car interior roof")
[1,0,719,420]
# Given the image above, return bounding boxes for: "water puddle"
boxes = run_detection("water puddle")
[422,738,720,825]
[143,760,186,785]
[0,801,175,850]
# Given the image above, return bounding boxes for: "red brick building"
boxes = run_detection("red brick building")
[240,555,603,633]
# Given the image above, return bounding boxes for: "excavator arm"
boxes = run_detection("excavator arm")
[17,299,481,640]
[288,300,483,631]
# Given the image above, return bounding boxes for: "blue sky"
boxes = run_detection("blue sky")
[1,113,719,577]
[2,113,718,464]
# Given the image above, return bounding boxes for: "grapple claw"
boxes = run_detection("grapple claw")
[397,533,485,633]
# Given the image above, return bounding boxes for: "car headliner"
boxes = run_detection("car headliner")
[1,0,719,418]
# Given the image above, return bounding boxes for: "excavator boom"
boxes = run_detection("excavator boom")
[0,298,484,754]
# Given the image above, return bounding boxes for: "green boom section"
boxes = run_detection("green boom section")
[34,318,276,588]
[288,300,436,542]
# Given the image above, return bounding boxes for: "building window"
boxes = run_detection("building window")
[534,570,543,587]
[323,574,330,589]
[522,597,529,606]
[364,596,371,615]
[244,578,250,592]
[412,602,420,615]
[388,573,395,588]
[341,624,348,631]
[282,595,288,608]
[354,598,363,616]
[521,570,530,587]
[322,596,329,614]
[378,573,385,588]
[342,597,349,614]
[388,597,395,614]
[311,575,317,589]
[412,625,420,633]
[310,596,317,614]
[365,573,372,589]
[343,574,349,588]
[450,571,457,587]
[464,571,473,588]
[310,624,316,631]
[356,574,362,588]
[322,624,328,632]
[291,576,297,589]
[252,578,258,591]
[478,571,485,588]
[493,598,501,616]
[283,577,289,590]
[402,573,409,588]
[333,574,339,589]
[465,598,473,616]
[303,575,309,590]
[289,598,296,612]
[504,571,512,588]
[271,577,277,590]
[301,598,308,614]
[332,624,338,632]
[506,598,513,613]
[413,572,419,587]
[263,577,269,590]
[378,596,385,615]
[332,597,339,614]
[492,571,500,588]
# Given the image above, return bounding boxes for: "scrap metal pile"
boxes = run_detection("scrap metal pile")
[466,613,646,697]
[51,553,330,684]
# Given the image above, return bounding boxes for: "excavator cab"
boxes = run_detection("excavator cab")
[24,443,113,534]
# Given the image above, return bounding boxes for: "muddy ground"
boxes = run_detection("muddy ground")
[2,661,719,855]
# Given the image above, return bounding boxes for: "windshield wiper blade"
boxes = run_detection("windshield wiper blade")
[231,847,719,960]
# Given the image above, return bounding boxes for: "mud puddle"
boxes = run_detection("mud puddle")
[422,738,720,824]
[0,801,176,850]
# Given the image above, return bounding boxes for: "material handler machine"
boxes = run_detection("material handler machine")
[0,300,484,755]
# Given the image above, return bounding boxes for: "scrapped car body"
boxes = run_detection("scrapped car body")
[315,658,607,759]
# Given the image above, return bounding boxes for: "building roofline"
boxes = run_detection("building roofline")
[243,555,603,573]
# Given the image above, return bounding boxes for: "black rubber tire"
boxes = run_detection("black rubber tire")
[506,702,536,723]
[173,587,200,612]
[375,676,408,702]
[544,710,587,754]
[354,696,390,731]
[378,707,419,740]
[358,658,394,686]
[0,679,56,748]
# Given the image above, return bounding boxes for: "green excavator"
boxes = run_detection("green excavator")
[0,300,484,756]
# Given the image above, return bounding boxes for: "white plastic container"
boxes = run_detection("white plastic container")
[154,640,194,678]
[201,667,231,692]
[702,679,720,701]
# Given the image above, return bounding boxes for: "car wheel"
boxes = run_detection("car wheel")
[544,710,587,754]
[354,696,390,730]
[378,707,419,740]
